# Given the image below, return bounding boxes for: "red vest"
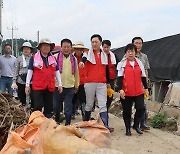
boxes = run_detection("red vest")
[32,63,56,92]
[76,55,86,85]
[85,51,106,83]
[122,60,144,96]
[107,55,116,80]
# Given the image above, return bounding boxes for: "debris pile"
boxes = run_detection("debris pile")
[109,98,123,118]
[0,92,30,150]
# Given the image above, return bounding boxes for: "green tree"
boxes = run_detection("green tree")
[2,38,38,57]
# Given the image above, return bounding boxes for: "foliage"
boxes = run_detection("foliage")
[150,112,167,128]
[165,117,177,131]
[1,38,38,56]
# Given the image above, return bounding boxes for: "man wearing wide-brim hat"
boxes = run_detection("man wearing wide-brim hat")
[25,38,63,118]
[37,38,55,51]
[71,41,88,120]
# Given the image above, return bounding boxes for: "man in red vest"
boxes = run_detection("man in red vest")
[102,40,119,132]
[79,34,113,132]
[25,38,62,118]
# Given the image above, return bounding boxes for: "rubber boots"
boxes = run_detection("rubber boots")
[65,114,71,126]
[133,117,143,134]
[124,119,132,136]
[140,112,150,131]
[81,102,86,121]
[55,112,64,124]
[44,112,53,118]
[100,112,114,133]
[84,111,91,121]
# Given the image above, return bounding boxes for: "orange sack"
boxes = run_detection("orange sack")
[1,111,112,154]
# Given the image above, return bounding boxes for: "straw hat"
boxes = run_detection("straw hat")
[73,41,88,49]
[37,38,55,50]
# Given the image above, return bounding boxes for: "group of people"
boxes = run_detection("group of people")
[0,34,150,135]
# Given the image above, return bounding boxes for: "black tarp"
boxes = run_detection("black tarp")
[112,34,180,82]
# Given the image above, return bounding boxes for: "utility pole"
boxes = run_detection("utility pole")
[37,31,40,43]
[15,38,18,57]
[7,23,18,56]
[0,0,3,55]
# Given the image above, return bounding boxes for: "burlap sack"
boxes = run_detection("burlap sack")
[74,117,111,148]
[1,111,97,154]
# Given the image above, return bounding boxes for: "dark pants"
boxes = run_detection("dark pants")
[107,80,115,110]
[17,83,34,107]
[53,87,74,125]
[78,85,86,116]
[53,88,63,113]
[33,88,53,118]
[72,85,86,118]
[72,92,79,116]
[17,83,26,105]
[107,96,113,110]
[120,94,145,121]
[140,105,148,127]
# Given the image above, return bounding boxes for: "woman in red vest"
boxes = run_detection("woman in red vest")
[117,43,148,136]
[25,38,62,118]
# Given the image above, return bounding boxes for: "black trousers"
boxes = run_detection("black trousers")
[17,83,34,107]
[120,94,145,120]
[107,79,115,110]
[33,89,53,118]
[53,87,74,125]
[72,85,86,115]
[72,92,78,115]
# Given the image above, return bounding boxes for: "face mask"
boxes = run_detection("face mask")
[4,50,11,54]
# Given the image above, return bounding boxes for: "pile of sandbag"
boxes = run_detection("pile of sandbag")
[1,111,117,154]
[0,92,30,150]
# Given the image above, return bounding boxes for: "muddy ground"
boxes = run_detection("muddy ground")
[71,110,180,154]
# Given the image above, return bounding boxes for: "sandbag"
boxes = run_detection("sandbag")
[0,128,43,154]
[1,111,97,154]
[41,120,96,154]
[74,117,111,148]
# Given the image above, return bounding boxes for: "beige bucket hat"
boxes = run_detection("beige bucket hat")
[73,41,88,49]
[37,38,55,50]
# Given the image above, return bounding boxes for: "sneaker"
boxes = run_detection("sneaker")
[140,125,150,131]
[108,127,114,133]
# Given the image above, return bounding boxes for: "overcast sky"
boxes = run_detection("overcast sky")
[2,0,180,48]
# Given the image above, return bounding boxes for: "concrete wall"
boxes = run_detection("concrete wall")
[152,81,170,103]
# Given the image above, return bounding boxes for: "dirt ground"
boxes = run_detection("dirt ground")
[70,111,180,154]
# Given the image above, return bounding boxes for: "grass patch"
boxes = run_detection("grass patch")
[150,112,167,128]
